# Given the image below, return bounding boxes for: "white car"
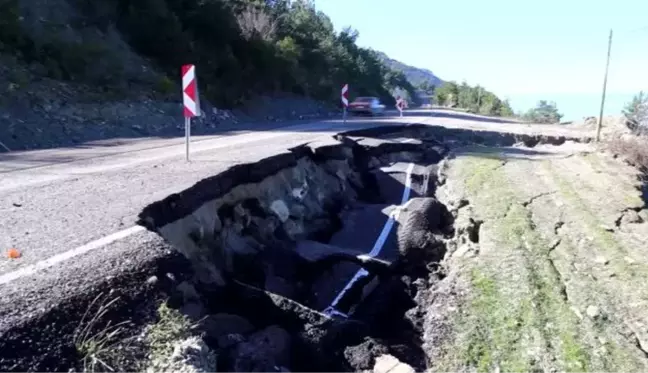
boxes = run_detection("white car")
[348,97,386,116]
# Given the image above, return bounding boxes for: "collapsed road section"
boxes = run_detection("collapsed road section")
[133,125,581,372]
[0,124,589,372]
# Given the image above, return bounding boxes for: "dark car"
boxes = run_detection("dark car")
[348,97,385,116]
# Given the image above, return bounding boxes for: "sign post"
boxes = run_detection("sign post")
[341,83,349,123]
[182,64,200,162]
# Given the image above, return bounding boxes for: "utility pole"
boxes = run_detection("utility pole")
[597,29,613,142]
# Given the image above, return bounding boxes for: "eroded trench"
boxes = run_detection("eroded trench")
[137,124,584,372]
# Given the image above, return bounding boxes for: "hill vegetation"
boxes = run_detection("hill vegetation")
[434,81,515,117]
[374,51,443,89]
[623,91,648,134]
[521,100,563,124]
[0,0,418,107]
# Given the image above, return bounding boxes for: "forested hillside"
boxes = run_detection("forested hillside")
[374,51,443,89]
[0,0,428,150]
[0,0,416,107]
[434,81,515,117]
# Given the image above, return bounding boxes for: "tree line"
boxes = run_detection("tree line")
[1,0,419,107]
[429,80,569,123]
[431,81,514,117]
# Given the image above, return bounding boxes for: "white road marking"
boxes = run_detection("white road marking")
[324,162,415,316]
[0,225,145,286]
[0,120,433,287]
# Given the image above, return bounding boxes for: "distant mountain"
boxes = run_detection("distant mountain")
[373,51,443,89]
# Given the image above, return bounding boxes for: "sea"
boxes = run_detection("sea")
[508,92,638,122]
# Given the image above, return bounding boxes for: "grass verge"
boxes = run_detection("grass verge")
[437,155,590,372]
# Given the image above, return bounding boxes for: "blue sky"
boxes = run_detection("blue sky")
[314,0,648,120]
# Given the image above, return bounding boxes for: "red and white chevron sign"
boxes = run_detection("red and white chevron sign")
[396,96,405,110]
[182,64,200,118]
[341,83,349,107]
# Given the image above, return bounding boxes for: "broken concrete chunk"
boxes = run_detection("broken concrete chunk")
[373,354,415,373]
[270,200,290,222]
[373,354,400,373]
[344,337,390,371]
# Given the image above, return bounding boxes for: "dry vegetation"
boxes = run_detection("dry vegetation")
[608,135,648,173]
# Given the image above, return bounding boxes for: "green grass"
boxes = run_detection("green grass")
[462,268,533,373]
[442,156,591,372]
[544,162,648,279]
[145,302,195,370]
[73,293,131,372]
[460,156,517,220]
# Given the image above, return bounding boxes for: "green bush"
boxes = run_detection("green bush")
[434,80,513,117]
[522,100,563,124]
[155,75,176,95]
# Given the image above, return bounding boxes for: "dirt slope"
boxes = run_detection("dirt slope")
[427,141,648,372]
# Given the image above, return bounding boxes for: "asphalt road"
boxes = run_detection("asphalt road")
[306,161,433,316]
[0,109,592,335]
[0,113,428,334]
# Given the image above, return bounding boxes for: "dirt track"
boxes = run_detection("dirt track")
[428,141,648,372]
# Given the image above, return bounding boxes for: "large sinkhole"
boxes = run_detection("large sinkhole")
[137,125,579,372]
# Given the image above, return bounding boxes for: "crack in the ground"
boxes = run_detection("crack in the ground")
[632,334,648,359]
[620,328,648,360]
[548,238,562,254]
[1,126,597,372]
[465,218,483,244]
[521,191,557,207]
[615,207,645,228]
[546,239,568,302]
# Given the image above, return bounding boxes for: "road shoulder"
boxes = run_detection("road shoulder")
[428,143,648,372]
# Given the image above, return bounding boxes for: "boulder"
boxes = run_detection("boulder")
[231,325,291,372]
[198,313,254,347]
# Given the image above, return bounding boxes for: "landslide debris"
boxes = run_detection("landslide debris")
[132,126,586,372]
[0,125,591,372]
